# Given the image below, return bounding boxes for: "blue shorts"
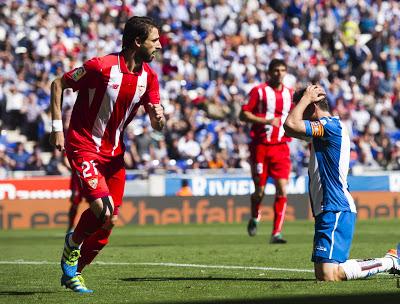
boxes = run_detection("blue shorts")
[312,211,356,264]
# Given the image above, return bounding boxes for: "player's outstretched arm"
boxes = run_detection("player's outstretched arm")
[49,77,69,151]
[284,85,325,139]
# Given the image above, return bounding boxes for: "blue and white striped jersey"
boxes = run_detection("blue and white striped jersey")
[304,116,357,217]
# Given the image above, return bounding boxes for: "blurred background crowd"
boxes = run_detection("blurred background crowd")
[0,0,399,179]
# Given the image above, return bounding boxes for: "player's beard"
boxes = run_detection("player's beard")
[145,53,155,63]
[139,48,155,63]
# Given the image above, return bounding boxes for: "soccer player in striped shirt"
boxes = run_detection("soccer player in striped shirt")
[240,59,294,244]
[50,16,165,292]
[284,85,399,281]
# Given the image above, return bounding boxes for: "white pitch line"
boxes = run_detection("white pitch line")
[0,260,314,273]
[98,262,315,273]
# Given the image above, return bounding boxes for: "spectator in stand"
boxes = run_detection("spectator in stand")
[0,1,399,175]
[177,130,201,160]
[176,179,193,196]
[45,148,69,175]
[0,144,14,177]
[9,142,30,171]
[26,144,45,171]
[135,124,154,161]
[3,85,24,131]
[21,93,42,141]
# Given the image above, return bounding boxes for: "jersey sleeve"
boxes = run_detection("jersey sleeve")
[241,86,259,112]
[62,57,102,91]
[142,70,160,112]
[304,120,325,138]
[304,118,339,139]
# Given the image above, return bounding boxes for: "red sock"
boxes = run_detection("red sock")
[250,194,262,220]
[72,208,103,245]
[77,228,112,272]
[272,196,287,235]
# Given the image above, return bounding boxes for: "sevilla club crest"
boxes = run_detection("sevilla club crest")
[87,178,98,189]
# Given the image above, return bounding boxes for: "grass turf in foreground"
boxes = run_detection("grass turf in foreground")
[0,220,399,304]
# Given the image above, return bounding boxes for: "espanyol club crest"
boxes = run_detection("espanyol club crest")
[87,178,98,189]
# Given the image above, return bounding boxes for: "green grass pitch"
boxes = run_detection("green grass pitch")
[0,220,399,303]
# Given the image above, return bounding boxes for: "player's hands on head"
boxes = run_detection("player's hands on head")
[304,85,326,103]
[49,131,65,151]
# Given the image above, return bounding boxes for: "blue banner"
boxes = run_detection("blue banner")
[166,175,306,196]
[165,174,399,196]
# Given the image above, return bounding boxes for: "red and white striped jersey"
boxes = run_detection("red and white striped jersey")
[63,52,160,157]
[241,82,293,145]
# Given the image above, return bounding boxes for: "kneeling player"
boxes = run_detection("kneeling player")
[284,85,399,281]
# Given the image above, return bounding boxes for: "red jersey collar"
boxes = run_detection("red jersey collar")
[118,52,143,75]
[266,82,284,92]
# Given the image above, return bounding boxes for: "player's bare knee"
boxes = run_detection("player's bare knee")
[315,271,334,281]
[102,218,115,230]
[315,268,343,282]
[252,189,264,201]
[111,215,118,226]
[103,215,117,230]
[276,189,287,197]
[275,181,288,197]
[99,196,114,223]
[317,275,332,282]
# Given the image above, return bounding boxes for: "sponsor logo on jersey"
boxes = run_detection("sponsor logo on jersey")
[87,177,98,189]
[112,84,119,89]
[71,66,86,82]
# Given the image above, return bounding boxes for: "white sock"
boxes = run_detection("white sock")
[340,258,394,280]
[67,234,81,249]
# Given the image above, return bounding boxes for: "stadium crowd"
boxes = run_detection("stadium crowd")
[0,0,399,178]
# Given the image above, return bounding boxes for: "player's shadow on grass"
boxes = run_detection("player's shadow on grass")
[112,244,168,248]
[0,291,55,296]
[161,293,400,304]
[122,277,314,282]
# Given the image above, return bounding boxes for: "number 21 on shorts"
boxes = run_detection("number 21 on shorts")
[81,160,98,178]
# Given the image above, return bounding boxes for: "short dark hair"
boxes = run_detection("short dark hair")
[293,87,330,111]
[293,88,307,104]
[268,59,287,73]
[122,16,159,49]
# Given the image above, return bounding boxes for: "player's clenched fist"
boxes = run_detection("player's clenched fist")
[49,131,65,151]
[149,103,164,121]
[148,103,165,131]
